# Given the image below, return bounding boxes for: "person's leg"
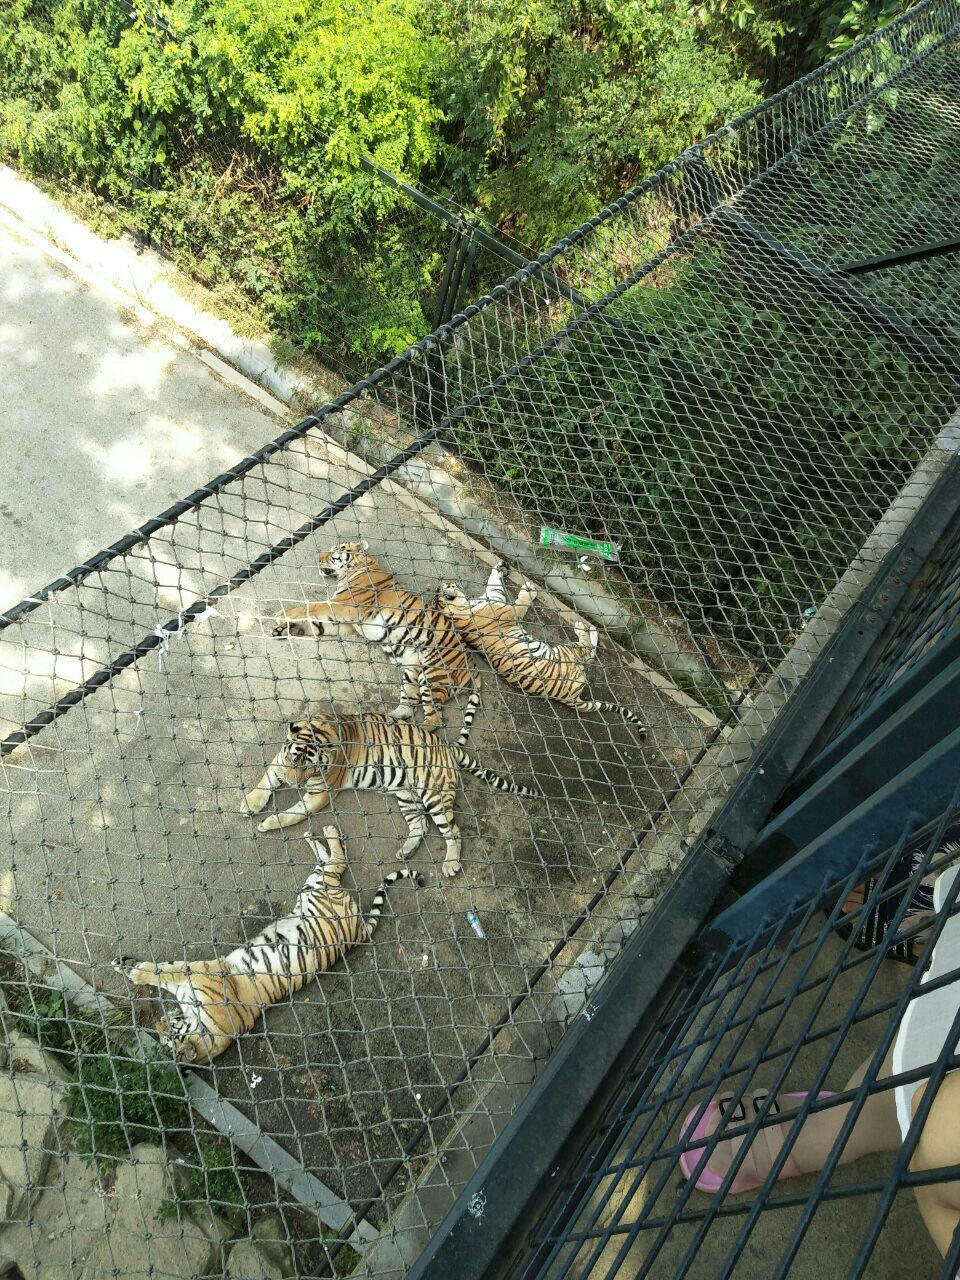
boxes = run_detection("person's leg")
[909,1073,960,1258]
[683,1050,901,1189]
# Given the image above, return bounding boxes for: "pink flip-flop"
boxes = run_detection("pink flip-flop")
[678,1090,835,1193]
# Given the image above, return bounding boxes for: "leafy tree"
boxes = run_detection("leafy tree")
[428,0,761,246]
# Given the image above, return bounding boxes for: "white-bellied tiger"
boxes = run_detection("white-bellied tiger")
[241,710,542,878]
[435,561,646,729]
[272,540,480,734]
[116,827,419,1064]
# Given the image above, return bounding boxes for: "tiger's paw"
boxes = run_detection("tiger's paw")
[442,858,462,878]
[241,790,268,816]
[521,581,538,601]
[272,614,319,638]
[258,811,306,832]
[388,704,415,722]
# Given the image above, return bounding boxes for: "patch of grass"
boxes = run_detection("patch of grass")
[158,1138,246,1227]
[323,1236,362,1276]
[64,1041,188,1163]
[669,670,736,719]
[9,987,102,1060]
[7,983,188,1163]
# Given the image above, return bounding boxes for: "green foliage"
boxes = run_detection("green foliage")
[7,982,188,1162]
[692,1,910,83]
[64,1043,188,1162]
[453,243,949,651]
[10,986,110,1063]
[157,1138,246,1225]
[430,0,761,246]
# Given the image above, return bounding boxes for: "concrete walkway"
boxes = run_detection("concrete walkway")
[0,218,293,613]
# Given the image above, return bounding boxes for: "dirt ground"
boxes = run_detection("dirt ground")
[1,490,707,1217]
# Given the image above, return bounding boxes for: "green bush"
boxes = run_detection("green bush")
[64,1044,188,1161]
[454,242,950,652]
[7,982,188,1162]
[157,1137,246,1225]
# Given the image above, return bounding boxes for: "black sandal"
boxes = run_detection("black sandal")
[829,826,960,965]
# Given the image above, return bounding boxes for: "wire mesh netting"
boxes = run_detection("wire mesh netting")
[513,793,960,1280]
[3,2,960,1277]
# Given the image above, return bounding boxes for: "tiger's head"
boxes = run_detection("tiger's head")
[282,718,340,774]
[318,540,375,580]
[158,1015,233,1066]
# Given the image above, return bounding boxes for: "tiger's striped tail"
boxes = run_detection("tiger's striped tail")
[452,746,543,798]
[455,687,482,748]
[365,867,423,938]
[572,701,646,731]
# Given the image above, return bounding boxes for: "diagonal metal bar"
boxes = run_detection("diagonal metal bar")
[715,208,960,378]
[838,234,960,275]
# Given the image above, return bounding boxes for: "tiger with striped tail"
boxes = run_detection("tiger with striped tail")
[241,710,542,878]
[272,541,480,734]
[116,827,420,1064]
[435,561,645,730]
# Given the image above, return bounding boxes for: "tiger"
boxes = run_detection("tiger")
[116,827,420,1064]
[272,540,480,734]
[435,560,646,730]
[241,710,542,878]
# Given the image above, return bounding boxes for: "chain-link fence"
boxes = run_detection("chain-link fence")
[3,1,960,1276]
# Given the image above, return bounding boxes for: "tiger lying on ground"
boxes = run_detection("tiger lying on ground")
[116,827,419,1064]
[435,561,645,730]
[272,540,480,734]
[241,710,542,878]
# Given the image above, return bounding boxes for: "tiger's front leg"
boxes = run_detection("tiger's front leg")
[258,786,332,832]
[272,603,350,638]
[513,581,538,618]
[241,755,289,815]
[388,666,420,723]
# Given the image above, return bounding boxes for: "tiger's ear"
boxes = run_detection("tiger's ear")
[289,722,300,736]
[359,539,369,551]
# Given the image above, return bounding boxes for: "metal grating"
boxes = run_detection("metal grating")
[514,797,960,1280]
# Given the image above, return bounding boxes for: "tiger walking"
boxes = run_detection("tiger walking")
[272,540,480,734]
[436,561,645,729]
[241,710,542,878]
[116,827,420,1064]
